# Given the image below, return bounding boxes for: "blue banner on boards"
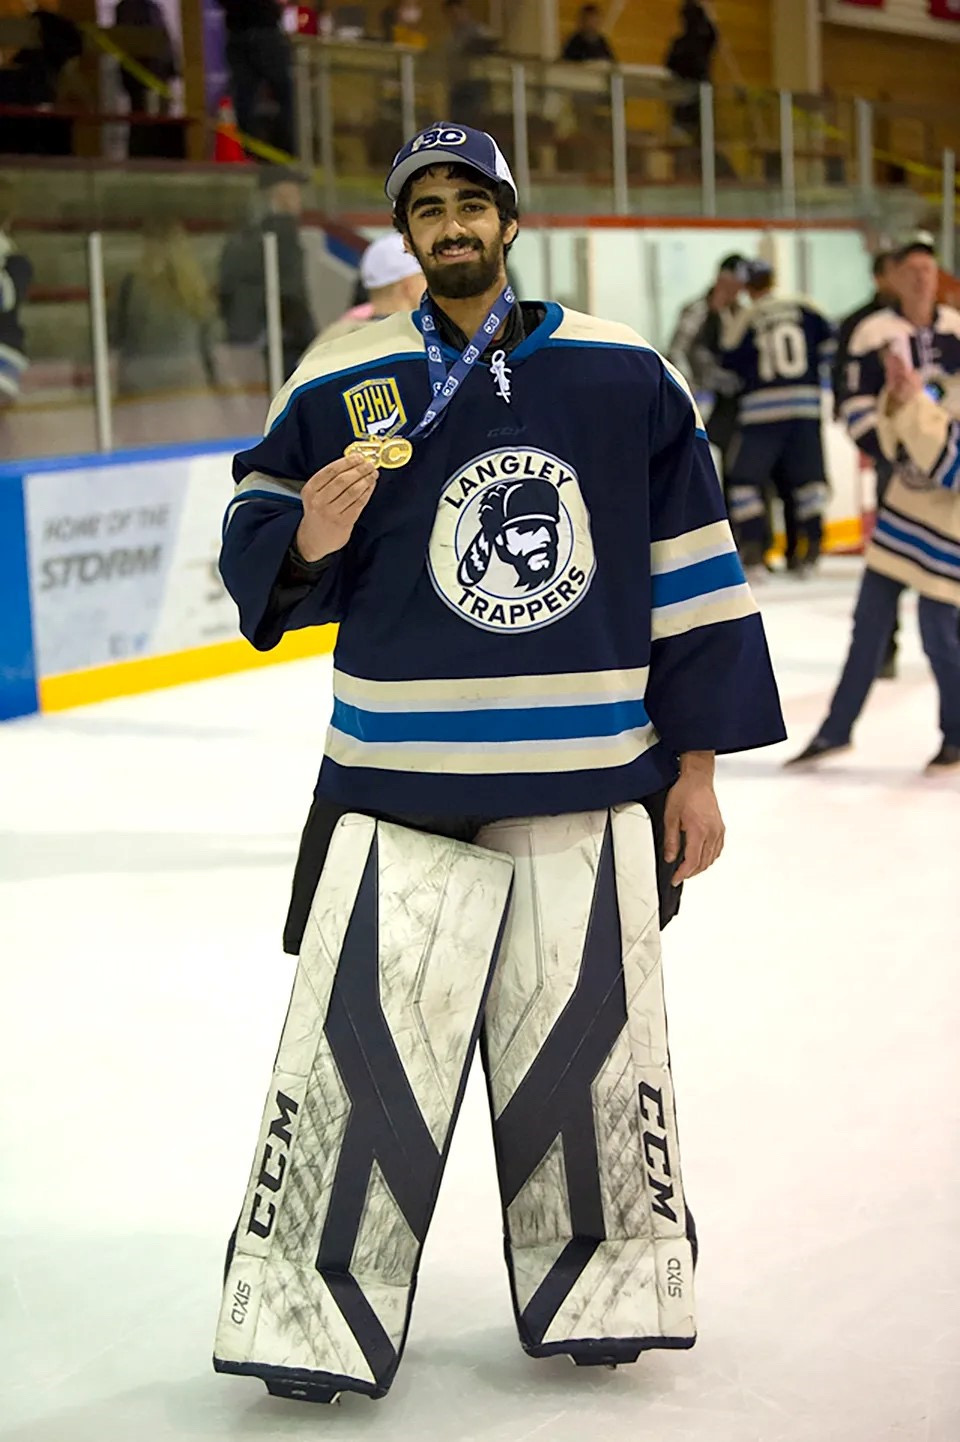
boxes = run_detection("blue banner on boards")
[0,473,38,720]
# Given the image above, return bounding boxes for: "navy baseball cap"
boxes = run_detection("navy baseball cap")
[386,122,518,204]
[744,258,774,284]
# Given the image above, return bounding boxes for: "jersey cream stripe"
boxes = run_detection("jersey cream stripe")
[332,666,651,710]
[267,312,425,429]
[324,724,660,775]
[650,520,738,572]
[741,406,821,425]
[235,472,304,499]
[652,586,758,640]
[224,474,303,531]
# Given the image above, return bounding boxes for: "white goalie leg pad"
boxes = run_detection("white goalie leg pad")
[476,803,696,1359]
[214,814,514,1398]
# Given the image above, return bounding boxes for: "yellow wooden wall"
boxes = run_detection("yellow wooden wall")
[412,2,773,85]
[555,1,773,87]
[822,21,960,161]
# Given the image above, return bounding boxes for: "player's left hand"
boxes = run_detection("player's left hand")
[664,754,725,885]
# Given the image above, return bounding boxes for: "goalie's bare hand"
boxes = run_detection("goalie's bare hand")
[664,752,725,885]
[295,455,379,563]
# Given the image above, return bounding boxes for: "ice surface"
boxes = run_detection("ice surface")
[1,559,958,1441]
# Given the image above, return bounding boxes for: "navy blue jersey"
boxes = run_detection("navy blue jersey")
[838,304,960,474]
[726,417,825,488]
[220,304,785,817]
[719,294,834,425]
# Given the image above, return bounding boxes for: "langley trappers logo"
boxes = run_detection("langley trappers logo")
[428,447,595,633]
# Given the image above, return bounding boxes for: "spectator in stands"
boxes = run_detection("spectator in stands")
[3,1,83,155]
[113,0,179,159]
[218,166,316,384]
[380,2,426,46]
[290,2,333,37]
[0,180,32,406]
[113,220,217,397]
[312,232,424,346]
[665,0,718,140]
[443,0,496,130]
[217,0,295,160]
[668,253,746,481]
[561,4,616,63]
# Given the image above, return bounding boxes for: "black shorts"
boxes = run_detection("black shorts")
[283,788,684,955]
[727,417,825,492]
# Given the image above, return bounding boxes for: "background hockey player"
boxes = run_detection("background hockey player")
[789,234,960,773]
[708,258,835,573]
[667,252,747,488]
[833,247,901,676]
[214,122,785,1405]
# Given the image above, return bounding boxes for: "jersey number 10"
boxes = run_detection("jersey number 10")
[757,322,808,382]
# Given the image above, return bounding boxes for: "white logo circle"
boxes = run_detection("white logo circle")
[428,447,596,633]
[411,126,468,154]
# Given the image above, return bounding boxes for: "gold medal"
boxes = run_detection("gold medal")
[344,436,414,469]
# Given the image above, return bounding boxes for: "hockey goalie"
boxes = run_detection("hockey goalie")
[212,120,785,1403]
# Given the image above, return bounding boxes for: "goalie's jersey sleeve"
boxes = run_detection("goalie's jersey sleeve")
[719,294,835,425]
[220,306,785,817]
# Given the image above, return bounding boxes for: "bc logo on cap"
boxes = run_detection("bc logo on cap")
[411,126,468,153]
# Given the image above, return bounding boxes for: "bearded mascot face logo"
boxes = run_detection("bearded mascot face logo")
[428,448,596,633]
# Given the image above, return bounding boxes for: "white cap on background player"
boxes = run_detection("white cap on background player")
[359,233,423,292]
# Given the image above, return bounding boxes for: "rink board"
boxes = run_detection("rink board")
[0,439,336,722]
[0,425,865,723]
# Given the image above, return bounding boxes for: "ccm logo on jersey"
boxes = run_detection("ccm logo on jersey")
[246,1090,300,1240]
[428,446,596,633]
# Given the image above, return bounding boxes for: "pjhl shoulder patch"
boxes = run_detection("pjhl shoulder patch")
[342,376,407,439]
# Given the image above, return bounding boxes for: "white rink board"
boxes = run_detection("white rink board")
[24,446,247,678]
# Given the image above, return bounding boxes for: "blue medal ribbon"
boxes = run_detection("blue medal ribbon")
[407,283,516,442]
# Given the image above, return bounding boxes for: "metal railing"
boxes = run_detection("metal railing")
[291,36,960,244]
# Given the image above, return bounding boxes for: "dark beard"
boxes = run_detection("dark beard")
[420,242,505,300]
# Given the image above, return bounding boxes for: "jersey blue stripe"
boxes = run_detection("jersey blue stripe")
[331,697,650,745]
[547,337,654,357]
[875,515,960,573]
[652,550,746,608]
[937,446,960,491]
